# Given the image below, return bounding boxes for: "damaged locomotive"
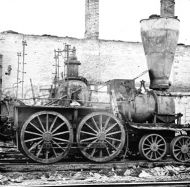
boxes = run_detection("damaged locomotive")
[1,5,190,164]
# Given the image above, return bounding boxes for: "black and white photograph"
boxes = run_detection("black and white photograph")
[1,0,190,186]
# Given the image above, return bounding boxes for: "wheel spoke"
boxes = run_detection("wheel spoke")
[84,122,98,134]
[184,153,188,160]
[24,137,42,143]
[158,143,165,147]
[106,136,121,142]
[156,150,162,156]
[107,131,121,136]
[28,140,43,152]
[84,139,98,151]
[52,147,57,157]
[46,113,49,131]
[104,116,111,131]
[37,116,46,132]
[80,130,97,136]
[106,146,111,156]
[156,138,163,144]
[154,135,158,143]
[91,148,96,157]
[105,123,117,133]
[36,144,43,157]
[53,137,70,143]
[25,130,42,137]
[49,116,58,132]
[143,143,151,147]
[146,138,152,145]
[158,147,166,152]
[105,140,118,151]
[52,131,70,137]
[52,140,66,151]
[182,138,185,145]
[174,144,181,149]
[52,123,65,134]
[178,140,183,146]
[150,136,154,143]
[145,149,151,156]
[175,151,181,157]
[29,122,44,134]
[45,150,49,160]
[91,117,100,132]
[99,115,103,132]
[186,153,190,159]
[153,152,157,159]
[80,136,97,143]
[178,154,183,160]
[99,149,103,158]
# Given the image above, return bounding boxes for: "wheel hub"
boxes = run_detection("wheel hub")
[43,132,52,142]
[181,145,189,154]
[97,132,106,141]
[150,143,158,152]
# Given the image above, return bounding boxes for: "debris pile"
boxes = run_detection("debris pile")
[0,164,190,185]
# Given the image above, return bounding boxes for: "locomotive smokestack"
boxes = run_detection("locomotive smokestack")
[140,0,179,90]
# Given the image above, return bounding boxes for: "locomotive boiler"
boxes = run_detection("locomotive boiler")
[1,0,190,164]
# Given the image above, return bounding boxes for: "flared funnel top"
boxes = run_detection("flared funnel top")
[141,17,179,90]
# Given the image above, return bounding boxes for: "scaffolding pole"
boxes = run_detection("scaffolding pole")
[21,39,27,99]
[16,52,21,98]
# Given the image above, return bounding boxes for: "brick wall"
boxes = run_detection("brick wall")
[1,32,190,123]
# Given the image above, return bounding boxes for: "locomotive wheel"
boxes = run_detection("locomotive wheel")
[139,134,167,161]
[20,111,73,164]
[77,112,125,162]
[170,136,190,162]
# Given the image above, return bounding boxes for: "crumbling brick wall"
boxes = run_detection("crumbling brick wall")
[1,32,190,123]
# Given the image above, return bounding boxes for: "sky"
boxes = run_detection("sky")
[0,0,189,44]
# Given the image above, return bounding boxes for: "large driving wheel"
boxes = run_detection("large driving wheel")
[77,112,125,162]
[170,136,190,162]
[20,111,73,164]
[139,134,167,161]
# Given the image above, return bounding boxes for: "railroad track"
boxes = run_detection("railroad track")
[0,159,188,172]
[1,140,190,187]
[3,181,190,187]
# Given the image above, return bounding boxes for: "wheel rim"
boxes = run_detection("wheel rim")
[170,136,190,162]
[139,134,167,161]
[77,112,125,162]
[20,111,73,164]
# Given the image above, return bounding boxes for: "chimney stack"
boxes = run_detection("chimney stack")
[160,0,175,17]
[85,0,99,39]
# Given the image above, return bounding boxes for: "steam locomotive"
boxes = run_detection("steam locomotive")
[1,15,190,164]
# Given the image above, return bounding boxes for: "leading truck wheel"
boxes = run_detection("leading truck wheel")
[139,134,167,161]
[77,112,125,162]
[170,136,190,162]
[20,111,73,164]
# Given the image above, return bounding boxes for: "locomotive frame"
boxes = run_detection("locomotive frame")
[12,77,190,164]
